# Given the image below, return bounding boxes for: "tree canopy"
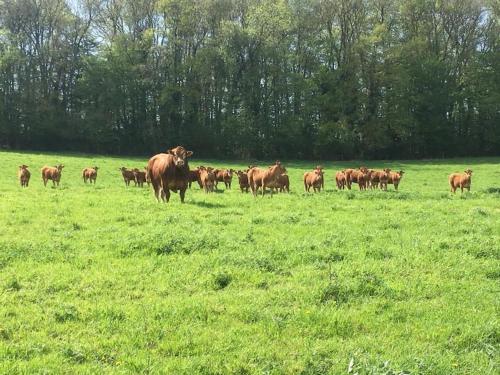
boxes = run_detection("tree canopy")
[0,0,498,159]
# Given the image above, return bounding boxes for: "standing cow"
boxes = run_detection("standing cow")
[236,171,250,193]
[147,146,193,203]
[133,168,147,187]
[41,164,64,187]
[304,167,324,193]
[335,170,346,190]
[119,167,136,186]
[449,169,473,193]
[247,161,287,197]
[18,165,31,187]
[82,166,99,184]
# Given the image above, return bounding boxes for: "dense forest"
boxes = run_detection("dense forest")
[0,0,498,159]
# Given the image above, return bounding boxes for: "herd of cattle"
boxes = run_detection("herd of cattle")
[16,146,474,200]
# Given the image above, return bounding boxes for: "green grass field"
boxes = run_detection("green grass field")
[0,151,498,374]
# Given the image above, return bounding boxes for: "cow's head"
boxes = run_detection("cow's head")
[359,166,368,173]
[93,166,99,171]
[167,146,193,168]
[119,167,127,172]
[398,170,404,176]
[57,164,64,171]
[465,169,473,176]
[19,165,28,170]
[384,168,391,173]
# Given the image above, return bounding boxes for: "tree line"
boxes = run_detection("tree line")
[0,0,498,159]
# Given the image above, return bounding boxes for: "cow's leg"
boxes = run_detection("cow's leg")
[153,184,161,202]
[394,183,398,191]
[164,189,170,202]
[180,188,186,203]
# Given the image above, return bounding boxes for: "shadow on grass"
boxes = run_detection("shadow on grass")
[189,200,227,209]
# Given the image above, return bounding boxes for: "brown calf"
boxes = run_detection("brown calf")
[304,167,324,193]
[368,169,391,190]
[188,168,202,189]
[236,170,250,193]
[199,166,216,193]
[133,168,147,187]
[82,166,99,184]
[345,167,369,190]
[335,170,346,190]
[18,165,31,187]
[119,167,136,186]
[41,164,64,187]
[268,173,290,193]
[247,161,287,197]
[388,170,404,190]
[449,169,473,193]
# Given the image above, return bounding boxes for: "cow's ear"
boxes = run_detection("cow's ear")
[167,149,174,155]
[186,150,193,157]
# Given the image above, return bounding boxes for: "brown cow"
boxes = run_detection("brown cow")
[188,168,202,189]
[82,166,99,184]
[388,170,404,190]
[247,161,287,197]
[119,167,136,186]
[213,169,235,189]
[236,171,250,193]
[41,164,64,187]
[335,170,346,190]
[18,165,31,187]
[304,167,324,193]
[144,166,151,186]
[147,146,193,203]
[345,167,369,190]
[133,168,147,187]
[368,169,391,190]
[268,173,290,193]
[199,166,216,193]
[449,169,473,193]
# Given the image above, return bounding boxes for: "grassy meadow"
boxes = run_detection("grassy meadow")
[0,150,499,374]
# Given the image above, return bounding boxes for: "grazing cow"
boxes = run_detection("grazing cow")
[18,165,31,187]
[388,170,404,190]
[199,166,216,193]
[41,164,64,187]
[449,169,473,193]
[147,146,193,203]
[335,170,346,190]
[345,167,369,190]
[119,167,136,186]
[188,168,203,189]
[304,167,324,193]
[247,161,287,197]
[82,166,98,184]
[133,168,147,187]
[236,170,250,193]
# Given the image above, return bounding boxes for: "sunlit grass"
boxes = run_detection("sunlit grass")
[0,151,498,374]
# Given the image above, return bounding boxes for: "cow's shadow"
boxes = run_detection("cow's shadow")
[189,201,226,209]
